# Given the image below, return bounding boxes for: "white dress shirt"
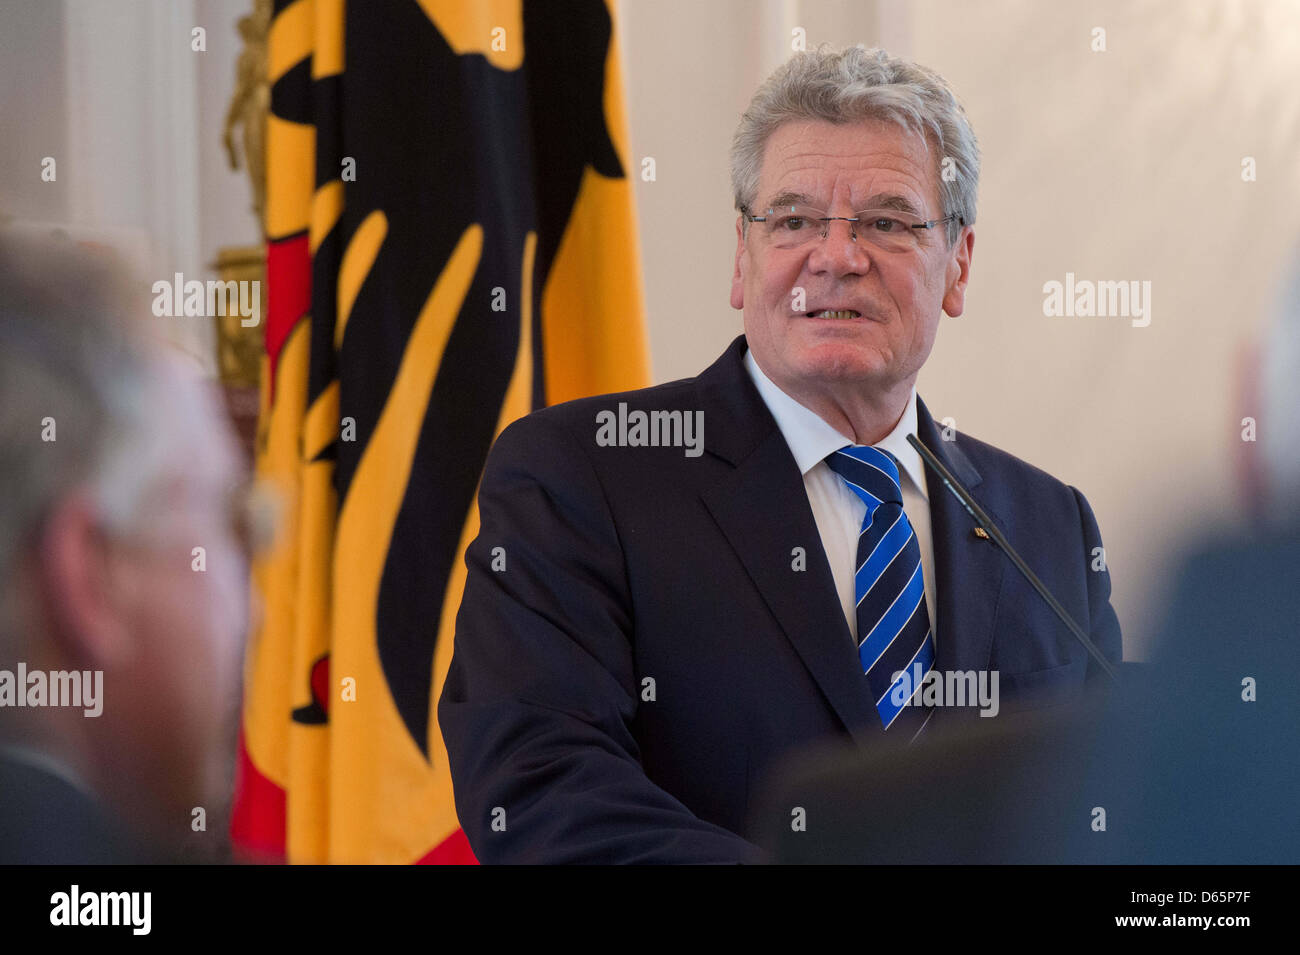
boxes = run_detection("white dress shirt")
[743,348,937,644]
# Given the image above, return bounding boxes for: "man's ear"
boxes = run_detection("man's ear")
[941,227,975,318]
[36,494,132,670]
[730,217,746,310]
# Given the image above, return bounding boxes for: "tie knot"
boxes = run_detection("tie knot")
[826,445,903,508]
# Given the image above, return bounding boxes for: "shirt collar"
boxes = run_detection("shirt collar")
[743,347,928,499]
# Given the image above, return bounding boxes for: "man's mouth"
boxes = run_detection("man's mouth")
[805,308,862,319]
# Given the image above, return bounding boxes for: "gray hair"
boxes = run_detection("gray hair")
[0,227,175,631]
[731,44,980,246]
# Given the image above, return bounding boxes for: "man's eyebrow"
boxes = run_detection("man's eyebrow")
[760,191,817,210]
[757,191,925,214]
[862,193,923,215]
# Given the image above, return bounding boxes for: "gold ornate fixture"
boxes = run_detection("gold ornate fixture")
[215,0,272,447]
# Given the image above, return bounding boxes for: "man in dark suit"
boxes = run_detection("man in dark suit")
[0,745,149,863]
[0,228,248,864]
[439,45,1122,863]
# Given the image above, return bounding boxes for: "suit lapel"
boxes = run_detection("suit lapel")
[701,431,885,748]
[915,397,1006,686]
[696,338,883,747]
[690,336,1009,745]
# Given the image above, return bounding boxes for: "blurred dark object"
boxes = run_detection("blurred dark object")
[757,523,1300,864]
[0,748,151,863]
[753,673,1131,863]
[1092,522,1300,863]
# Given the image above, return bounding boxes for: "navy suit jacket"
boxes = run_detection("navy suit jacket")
[0,753,149,863]
[439,335,1123,863]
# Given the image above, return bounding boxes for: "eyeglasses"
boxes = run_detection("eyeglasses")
[743,204,964,252]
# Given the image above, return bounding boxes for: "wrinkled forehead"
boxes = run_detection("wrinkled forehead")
[757,117,942,214]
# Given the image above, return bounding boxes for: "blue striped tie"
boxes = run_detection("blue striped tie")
[825,445,935,741]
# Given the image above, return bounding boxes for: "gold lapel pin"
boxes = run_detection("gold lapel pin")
[973,527,990,540]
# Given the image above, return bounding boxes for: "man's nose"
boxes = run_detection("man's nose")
[807,218,870,275]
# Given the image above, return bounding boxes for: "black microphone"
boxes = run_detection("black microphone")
[907,433,1119,682]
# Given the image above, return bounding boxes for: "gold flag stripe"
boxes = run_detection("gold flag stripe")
[327,226,483,862]
[241,318,311,789]
[268,0,313,86]
[266,114,315,240]
[311,0,345,79]
[303,379,341,463]
[310,180,344,255]
[335,210,388,351]
[414,0,524,71]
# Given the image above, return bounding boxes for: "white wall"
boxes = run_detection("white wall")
[0,1,69,224]
[617,0,1300,656]
[4,0,1297,658]
[0,0,261,371]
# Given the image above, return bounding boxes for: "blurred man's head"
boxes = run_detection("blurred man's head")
[729,46,978,421]
[0,228,248,859]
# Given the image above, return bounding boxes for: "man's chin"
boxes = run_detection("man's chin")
[792,341,889,384]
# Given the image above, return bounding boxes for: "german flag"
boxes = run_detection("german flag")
[231,0,649,864]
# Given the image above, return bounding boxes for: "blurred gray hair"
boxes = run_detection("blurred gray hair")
[731,44,980,246]
[0,228,177,630]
